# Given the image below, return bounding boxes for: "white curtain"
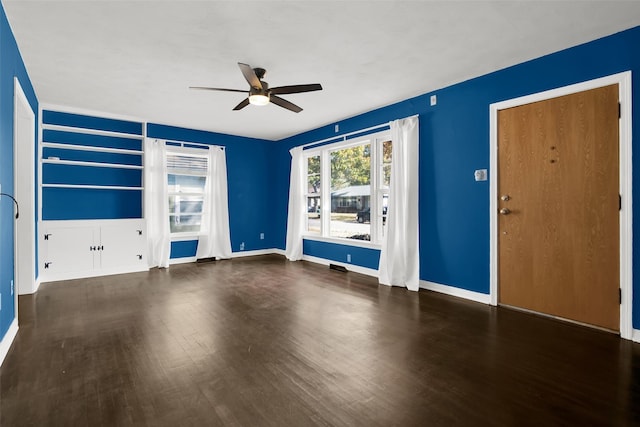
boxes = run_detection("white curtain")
[378,116,420,291]
[144,139,171,268]
[196,146,232,260]
[285,146,305,261]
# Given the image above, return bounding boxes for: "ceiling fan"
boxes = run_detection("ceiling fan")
[190,62,323,113]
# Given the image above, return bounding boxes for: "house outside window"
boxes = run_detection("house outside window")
[303,130,391,244]
[166,147,208,235]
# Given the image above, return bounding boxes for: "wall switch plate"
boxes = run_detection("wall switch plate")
[430,95,437,106]
[474,169,488,181]
[335,124,339,133]
[347,254,351,263]
[10,280,13,296]
[260,233,264,240]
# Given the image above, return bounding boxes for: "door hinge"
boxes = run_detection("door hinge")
[619,194,622,211]
[44,233,52,240]
[619,288,622,305]
[618,102,621,119]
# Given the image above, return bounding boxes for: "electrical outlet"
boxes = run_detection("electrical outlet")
[260,233,264,240]
[240,242,245,251]
[10,280,13,296]
[0,292,2,310]
[335,124,339,133]
[430,95,437,106]
[347,254,351,263]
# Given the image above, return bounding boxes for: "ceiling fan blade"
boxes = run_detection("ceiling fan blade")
[238,63,262,89]
[189,86,247,93]
[270,84,323,95]
[233,98,250,111]
[270,95,302,113]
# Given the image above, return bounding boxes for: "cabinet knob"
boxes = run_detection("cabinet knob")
[137,254,143,260]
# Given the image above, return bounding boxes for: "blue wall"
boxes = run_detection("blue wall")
[0,4,38,340]
[276,26,640,328]
[146,124,276,259]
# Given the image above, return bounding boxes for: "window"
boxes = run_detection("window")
[303,130,391,244]
[166,148,208,234]
[306,155,321,234]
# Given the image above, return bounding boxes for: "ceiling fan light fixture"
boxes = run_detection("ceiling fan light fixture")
[249,93,270,106]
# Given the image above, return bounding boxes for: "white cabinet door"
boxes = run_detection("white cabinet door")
[99,222,146,269]
[42,226,97,275]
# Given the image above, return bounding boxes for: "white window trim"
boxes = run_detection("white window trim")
[303,129,391,246]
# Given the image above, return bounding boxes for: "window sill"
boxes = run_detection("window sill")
[302,235,381,250]
[170,233,202,241]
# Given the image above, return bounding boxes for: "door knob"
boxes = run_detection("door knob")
[499,208,511,215]
[501,195,511,201]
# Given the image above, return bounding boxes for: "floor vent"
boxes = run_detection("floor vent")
[329,264,348,273]
[196,257,217,263]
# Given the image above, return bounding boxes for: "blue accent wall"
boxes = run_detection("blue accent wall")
[303,240,380,270]
[0,3,38,341]
[276,26,640,328]
[170,240,199,259]
[146,123,276,254]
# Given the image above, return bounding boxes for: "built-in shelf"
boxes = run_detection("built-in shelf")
[42,123,144,140]
[41,142,143,155]
[42,184,144,191]
[39,108,146,221]
[42,158,143,170]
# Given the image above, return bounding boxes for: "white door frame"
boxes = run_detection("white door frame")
[13,77,36,303]
[489,71,633,339]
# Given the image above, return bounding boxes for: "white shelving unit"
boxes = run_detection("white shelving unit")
[38,108,149,282]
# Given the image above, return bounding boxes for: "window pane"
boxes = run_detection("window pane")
[169,196,203,215]
[382,140,392,187]
[330,144,371,241]
[306,195,321,234]
[307,155,321,194]
[169,214,202,233]
[168,174,206,193]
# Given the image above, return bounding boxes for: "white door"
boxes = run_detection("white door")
[14,79,36,297]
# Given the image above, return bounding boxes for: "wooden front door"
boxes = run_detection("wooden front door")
[498,84,620,331]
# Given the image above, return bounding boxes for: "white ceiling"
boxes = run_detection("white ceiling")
[4,1,640,141]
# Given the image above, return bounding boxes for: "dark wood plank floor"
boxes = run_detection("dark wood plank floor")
[1,254,639,426]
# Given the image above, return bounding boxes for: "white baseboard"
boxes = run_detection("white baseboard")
[302,254,379,278]
[633,329,640,343]
[39,265,149,283]
[0,318,19,367]
[231,249,281,258]
[169,257,197,265]
[420,280,491,304]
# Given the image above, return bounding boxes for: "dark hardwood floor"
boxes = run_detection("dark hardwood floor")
[1,254,639,426]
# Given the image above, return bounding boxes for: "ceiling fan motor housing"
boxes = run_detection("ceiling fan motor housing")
[253,67,266,79]
[250,80,269,94]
